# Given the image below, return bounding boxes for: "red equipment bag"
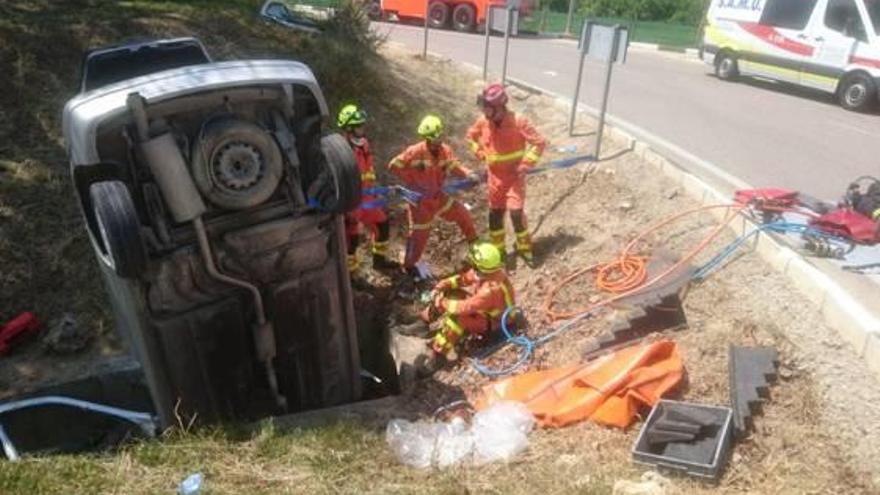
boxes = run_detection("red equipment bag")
[0,312,41,354]
[734,188,799,208]
[809,209,880,244]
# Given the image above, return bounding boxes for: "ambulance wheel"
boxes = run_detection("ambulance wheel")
[715,53,739,81]
[838,73,876,112]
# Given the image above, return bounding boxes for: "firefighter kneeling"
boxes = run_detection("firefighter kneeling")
[422,242,515,362]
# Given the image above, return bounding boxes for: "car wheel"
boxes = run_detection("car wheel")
[427,1,450,29]
[89,181,147,278]
[452,3,475,32]
[191,118,284,210]
[715,53,739,81]
[839,73,877,112]
[368,0,383,20]
[309,133,361,214]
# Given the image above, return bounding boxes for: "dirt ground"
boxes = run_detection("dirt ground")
[358,43,880,494]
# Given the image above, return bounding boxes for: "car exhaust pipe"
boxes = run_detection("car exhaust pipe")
[126,93,287,412]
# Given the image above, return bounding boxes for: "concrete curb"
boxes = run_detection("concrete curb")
[499,77,880,378]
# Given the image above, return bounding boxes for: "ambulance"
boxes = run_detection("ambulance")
[702,0,880,111]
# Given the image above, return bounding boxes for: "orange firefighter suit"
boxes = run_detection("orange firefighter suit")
[344,137,391,269]
[466,112,546,254]
[431,268,515,355]
[388,141,478,269]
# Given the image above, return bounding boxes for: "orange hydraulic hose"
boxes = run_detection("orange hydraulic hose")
[542,204,747,322]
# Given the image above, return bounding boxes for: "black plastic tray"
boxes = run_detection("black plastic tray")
[632,399,733,481]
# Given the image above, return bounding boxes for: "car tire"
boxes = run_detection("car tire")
[715,52,739,81]
[428,1,450,29]
[191,118,284,210]
[89,181,147,279]
[838,72,877,112]
[309,133,361,214]
[452,3,476,32]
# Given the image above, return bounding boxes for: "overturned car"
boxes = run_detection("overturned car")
[63,38,364,427]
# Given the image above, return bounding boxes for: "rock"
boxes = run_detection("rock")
[389,332,432,394]
[42,313,91,354]
[666,189,680,200]
[612,471,671,495]
[619,201,634,212]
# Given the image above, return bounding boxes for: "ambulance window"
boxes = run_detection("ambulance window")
[866,0,880,34]
[760,0,818,29]
[825,0,868,41]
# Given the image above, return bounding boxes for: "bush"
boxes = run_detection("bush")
[575,0,707,24]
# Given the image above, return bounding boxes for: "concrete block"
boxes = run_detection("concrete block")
[821,283,877,356]
[864,333,880,380]
[784,256,828,306]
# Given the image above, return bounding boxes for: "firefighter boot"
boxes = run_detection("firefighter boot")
[515,230,535,267]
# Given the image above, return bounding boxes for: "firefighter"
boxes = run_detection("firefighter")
[467,83,546,267]
[423,242,515,361]
[337,104,395,272]
[388,115,479,277]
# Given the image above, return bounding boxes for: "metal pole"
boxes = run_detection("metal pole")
[568,22,591,136]
[422,0,429,59]
[594,26,621,160]
[483,7,493,80]
[501,6,513,84]
[564,0,576,35]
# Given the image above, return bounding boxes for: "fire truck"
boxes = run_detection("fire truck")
[371,0,536,32]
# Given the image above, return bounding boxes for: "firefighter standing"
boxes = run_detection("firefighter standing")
[467,84,546,266]
[337,104,395,272]
[423,242,515,360]
[389,115,479,276]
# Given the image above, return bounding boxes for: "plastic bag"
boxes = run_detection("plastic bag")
[385,401,533,469]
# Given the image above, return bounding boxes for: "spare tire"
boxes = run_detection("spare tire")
[308,134,361,214]
[89,181,147,278]
[191,118,284,210]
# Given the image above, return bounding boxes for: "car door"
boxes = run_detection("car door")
[741,0,819,83]
[802,0,868,89]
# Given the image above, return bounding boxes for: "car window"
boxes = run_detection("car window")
[266,2,292,21]
[825,0,868,41]
[760,0,818,29]
[865,0,880,34]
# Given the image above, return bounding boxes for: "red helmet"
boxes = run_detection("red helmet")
[478,83,508,108]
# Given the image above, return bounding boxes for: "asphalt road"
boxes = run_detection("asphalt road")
[374,22,880,200]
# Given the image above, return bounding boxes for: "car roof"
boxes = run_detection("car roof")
[63,59,329,165]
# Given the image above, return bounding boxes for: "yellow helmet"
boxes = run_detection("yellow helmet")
[417,114,444,141]
[337,104,368,129]
[469,242,503,273]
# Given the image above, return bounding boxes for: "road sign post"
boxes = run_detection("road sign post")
[594,25,626,159]
[564,0,576,35]
[568,21,592,135]
[483,7,493,80]
[422,0,429,59]
[501,6,514,84]
[568,23,628,157]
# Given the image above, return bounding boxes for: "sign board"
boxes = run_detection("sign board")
[489,6,519,35]
[579,22,629,63]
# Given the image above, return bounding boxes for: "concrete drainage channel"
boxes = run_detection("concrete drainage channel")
[498,73,880,380]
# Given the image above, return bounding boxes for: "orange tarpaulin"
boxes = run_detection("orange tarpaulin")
[474,340,684,428]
